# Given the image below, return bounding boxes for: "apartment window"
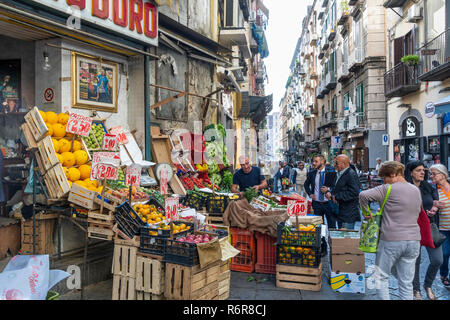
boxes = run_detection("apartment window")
[393,28,417,65]
[332,95,337,113]
[330,50,336,73]
[224,0,244,28]
[426,0,446,39]
[343,92,350,113]
[330,0,336,29]
[355,83,364,113]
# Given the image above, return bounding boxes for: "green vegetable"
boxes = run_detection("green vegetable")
[211,173,222,186]
[243,187,259,203]
[220,171,233,191]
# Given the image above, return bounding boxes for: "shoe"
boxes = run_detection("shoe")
[413,290,423,300]
[441,276,450,287]
[423,286,436,300]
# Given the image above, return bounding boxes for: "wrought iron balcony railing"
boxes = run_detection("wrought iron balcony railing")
[418,28,450,82]
[384,62,420,98]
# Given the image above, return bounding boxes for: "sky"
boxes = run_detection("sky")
[264,0,308,114]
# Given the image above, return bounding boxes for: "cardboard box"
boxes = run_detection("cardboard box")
[330,269,365,294]
[330,253,365,273]
[329,229,362,255]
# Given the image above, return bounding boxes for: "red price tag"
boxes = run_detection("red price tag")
[109,126,129,145]
[102,134,118,151]
[287,200,307,217]
[165,197,179,222]
[66,113,93,137]
[160,168,168,195]
[125,164,141,187]
[91,152,120,180]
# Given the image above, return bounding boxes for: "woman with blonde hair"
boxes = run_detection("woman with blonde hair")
[359,161,421,300]
[429,164,450,289]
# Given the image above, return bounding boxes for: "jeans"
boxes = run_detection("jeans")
[273,177,280,193]
[440,230,450,278]
[413,245,443,290]
[338,222,356,230]
[375,240,420,300]
[312,201,337,229]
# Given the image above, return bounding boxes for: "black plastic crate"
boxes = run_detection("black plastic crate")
[183,192,206,211]
[163,239,199,267]
[206,194,228,214]
[276,246,321,268]
[277,222,322,248]
[115,202,146,237]
[146,197,165,212]
[139,227,167,256]
[149,221,194,238]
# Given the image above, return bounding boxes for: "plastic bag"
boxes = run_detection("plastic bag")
[0,255,70,300]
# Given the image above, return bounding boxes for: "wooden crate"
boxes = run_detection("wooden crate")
[24,106,48,142]
[43,164,71,200]
[88,223,114,241]
[88,210,114,226]
[112,242,137,278]
[218,260,230,300]
[276,263,322,292]
[112,275,135,300]
[164,261,220,300]
[93,190,125,212]
[206,214,225,225]
[21,213,58,255]
[135,255,164,295]
[38,136,60,172]
[135,291,165,300]
[21,123,38,149]
[68,184,99,210]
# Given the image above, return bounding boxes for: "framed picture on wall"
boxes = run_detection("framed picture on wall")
[71,52,118,113]
[0,59,21,113]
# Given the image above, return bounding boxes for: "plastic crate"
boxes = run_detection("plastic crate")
[163,239,199,267]
[149,221,194,238]
[146,197,164,212]
[115,202,146,238]
[276,246,321,268]
[183,191,206,211]
[230,228,255,273]
[255,232,277,274]
[139,228,167,256]
[277,222,322,248]
[206,194,228,214]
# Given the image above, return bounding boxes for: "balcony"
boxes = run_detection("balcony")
[316,86,324,99]
[348,112,366,130]
[320,81,330,96]
[326,70,337,90]
[310,33,318,46]
[321,38,329,52]
[338,61,352,83]
[325,111,338,125]
[349,46,363,72]
[338,1,350,26]
[322,0,329,8]
[338,117,350,132]
[383,0,407,8]
[418,29,450,82]
[219,27,251,58]
[384,62,420,98]
[328,28,337,42]
[318,51,325,60]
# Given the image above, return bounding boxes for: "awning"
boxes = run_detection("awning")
[251,23,269,59]
[347,132,365,139]
[434,95,450,114]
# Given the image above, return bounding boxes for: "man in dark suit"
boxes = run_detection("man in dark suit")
[304,155,337,229]
[323,154,361,229]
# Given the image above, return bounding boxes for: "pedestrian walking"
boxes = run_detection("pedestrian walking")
[428,164,450,288]
[375,157,383,174]
[281,161,291,192]
[304,154,337,229]
[272,162,283,194]
[405,161,443,300]
[359,161,421,300]
[323,155,361,230]
[293,162,307,196]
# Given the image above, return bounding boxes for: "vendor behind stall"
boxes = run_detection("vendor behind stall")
[232,156,267,195]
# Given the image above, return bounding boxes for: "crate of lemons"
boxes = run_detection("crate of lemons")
[38,109,101,193]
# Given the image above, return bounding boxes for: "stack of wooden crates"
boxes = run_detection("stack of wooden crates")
[20,212,58,255]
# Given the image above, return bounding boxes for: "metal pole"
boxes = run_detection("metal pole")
[81,232,88,300]
[145,47,152,161]
[32,156,36,255]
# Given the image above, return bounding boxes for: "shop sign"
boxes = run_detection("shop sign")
[90,151,120,180]
[66,112,93,137]
[125,164,141,187]
[425,102,435,118]
[331,136,342,149]
[165,197,179,222]
[109,126,129,144]
[287,200,307,217]
[402,117,420,137]
[29,0,158,46]
[102,134,118,151]
[382,134,389,146]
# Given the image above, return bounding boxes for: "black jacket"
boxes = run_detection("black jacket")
[281,166,291,178]
[304,168,336,199]
[332,168,361,223]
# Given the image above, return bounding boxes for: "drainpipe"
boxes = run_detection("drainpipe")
[145,46,152,161]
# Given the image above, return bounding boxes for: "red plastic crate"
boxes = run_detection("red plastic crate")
[255,232,277,274]
[230,228,255,273]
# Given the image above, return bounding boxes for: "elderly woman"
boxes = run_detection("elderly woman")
[429,164,450,289]
[359,161,421,300]
[405,161,443,300]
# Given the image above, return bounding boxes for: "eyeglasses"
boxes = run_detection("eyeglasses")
[430,172,442,176]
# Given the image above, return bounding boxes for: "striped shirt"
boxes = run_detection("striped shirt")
[437,186,450,231]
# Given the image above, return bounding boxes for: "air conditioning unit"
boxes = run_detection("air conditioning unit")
[408,4,423,23]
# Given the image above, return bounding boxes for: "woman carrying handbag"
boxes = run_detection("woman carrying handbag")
[405,161,443,300]
[359,161,421,300]
[429,164,450,289]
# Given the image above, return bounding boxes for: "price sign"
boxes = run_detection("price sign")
[102,134,118,151]
[91,152,120,180]
[125,164,141,187]
[165,197,179,222]
[160,167,168,195]
[109,126,129,145]
[287,200,307,217]
[66,113,93,137]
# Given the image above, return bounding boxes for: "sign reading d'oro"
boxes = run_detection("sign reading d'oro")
[28,0,158,46]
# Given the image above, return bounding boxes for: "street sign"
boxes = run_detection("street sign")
[165,197,179,222]
[66,113,92,137]
[331,136,342,149]
[287,200,307,217]
[125,164,141,187]
[90,152,120,180]
[102,134,118,151]
[382,134,389,146]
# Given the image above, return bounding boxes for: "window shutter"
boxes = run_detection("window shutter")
[394,37,404,65]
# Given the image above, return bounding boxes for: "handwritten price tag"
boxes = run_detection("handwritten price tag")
[125,164,141,187]
[66,113,93,137]
[165,197,179,222]
[160,167,168,195]
[91,152,120,180]
[287,200,307,217]
[109,126,128,145]
[102,134,118,151]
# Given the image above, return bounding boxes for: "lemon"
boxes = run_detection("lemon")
[58,138,71,153]
[73,150,88,166]
[56,153,64,164]
[61,152,75,167]
[51,138,60,153]
[72,140,82,152]
[79,164,91,180]
[73,180,88,189]
[68,167,81,182]
[46,111,58,124]
[45,123,53,136]
[52,123,66,138]
[57,113,69,125]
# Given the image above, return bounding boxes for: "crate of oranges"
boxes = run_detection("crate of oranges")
[133,203,165,225]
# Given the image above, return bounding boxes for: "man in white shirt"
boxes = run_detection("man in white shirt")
[375,157,383,174]
[294,162,307,196]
